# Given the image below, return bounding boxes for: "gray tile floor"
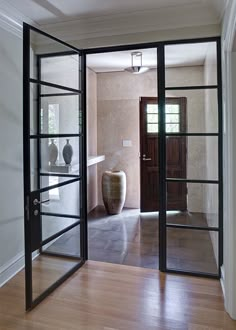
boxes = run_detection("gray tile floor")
[45,206,218,274]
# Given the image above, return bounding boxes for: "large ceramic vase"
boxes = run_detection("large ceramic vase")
[48,139,58,165]
[102,170,126,215]
[63,139,73,165]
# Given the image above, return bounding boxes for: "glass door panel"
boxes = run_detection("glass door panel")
[160,40,222,278]
[23,23,86,310]
[167,228,218,275]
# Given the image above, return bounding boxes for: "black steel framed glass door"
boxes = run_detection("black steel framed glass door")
[23,23,87,310]
[157,38,223,278]
[85,37,223,279]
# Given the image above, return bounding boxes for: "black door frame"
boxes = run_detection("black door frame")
[23,23,222,310]
[23,23,87,310]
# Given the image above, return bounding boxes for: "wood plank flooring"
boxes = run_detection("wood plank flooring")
[0,261,235,329]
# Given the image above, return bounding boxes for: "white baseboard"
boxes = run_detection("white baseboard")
[0,251,39,288]
[0,251,25,287]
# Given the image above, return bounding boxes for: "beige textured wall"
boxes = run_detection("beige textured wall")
[97,66,206,210]
[97,69,157,208]
[87,68,98,212]
[204,43,218,263]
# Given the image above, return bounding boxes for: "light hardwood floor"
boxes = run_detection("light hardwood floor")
[0,260,235,330]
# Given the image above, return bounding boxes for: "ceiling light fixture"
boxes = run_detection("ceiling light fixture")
[125,51,149,74]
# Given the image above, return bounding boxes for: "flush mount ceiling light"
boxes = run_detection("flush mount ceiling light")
[124,51,149,74]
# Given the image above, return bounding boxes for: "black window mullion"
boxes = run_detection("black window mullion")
[30,133,82,139]
[40,172,80,178]
[165,132,219,137]
[40,211,80,220]
[30,78,81,94]
[165,85,217,90]
[35,177,80,194]
[166,223,219,231]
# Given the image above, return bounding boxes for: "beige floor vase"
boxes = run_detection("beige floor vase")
[102,170,126,214]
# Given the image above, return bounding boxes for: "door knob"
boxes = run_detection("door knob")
[33,198,50,206]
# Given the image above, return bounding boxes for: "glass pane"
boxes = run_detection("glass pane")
[166,114,179,123]
[147,104,158,113]
[165,90,218,134]
[30,136,80,191]
[30,29,80,90]
[165,42,217,87]
[147,123,158,133]
[166,183,219,227]
[41,55,80,90]
[30,139,38,191]
[30,83,81,135]
[30,83,37,135]
[166,123,179,133]
[41,95,80,134]
[32,251,80,300]
[166,104,179,113]
[40,136,80,173]
[41,180,80,217]
[167,228,218,274]
[166,136,218,180]
[147,114,158,123]
[42,224,80,256]
[41,215,80,241]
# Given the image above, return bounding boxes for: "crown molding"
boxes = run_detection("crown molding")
[0,0,37,38]
[42,3,220,43]
[0,1,221,43]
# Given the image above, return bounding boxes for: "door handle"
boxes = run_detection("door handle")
[142,157,152,161]
[33,198,50,206]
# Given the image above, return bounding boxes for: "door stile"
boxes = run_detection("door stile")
[80,52,88,261]
[157,44,167,272]
[23,22,33,310]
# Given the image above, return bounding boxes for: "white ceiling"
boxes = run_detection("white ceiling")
[2,0,222,70]
[6,0,226,25]
[87,42,214,72]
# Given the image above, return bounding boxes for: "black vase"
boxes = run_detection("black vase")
[63,139,73,165]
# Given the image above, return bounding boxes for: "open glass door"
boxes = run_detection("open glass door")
[23,23,87,310]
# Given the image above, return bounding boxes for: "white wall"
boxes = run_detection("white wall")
[0,26,24,285]
[227,51,236,314]
[221,0,236,320]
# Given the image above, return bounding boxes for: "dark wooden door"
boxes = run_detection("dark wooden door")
[140,97,187,212]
